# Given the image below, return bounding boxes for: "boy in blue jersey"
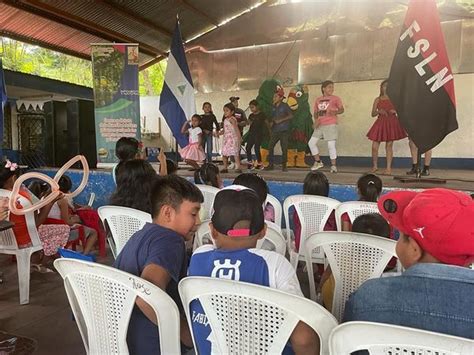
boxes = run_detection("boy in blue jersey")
[114,175,203,354]
[188,186,319,355]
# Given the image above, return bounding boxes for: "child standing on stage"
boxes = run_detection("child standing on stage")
[200,102,219,162]
[308,80,344,173]
[367,79,407,175]
[220,103,242,173]
[245,100,267,170]
[180,114,206,170]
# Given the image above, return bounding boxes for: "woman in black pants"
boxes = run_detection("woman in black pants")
[246,99,267,170]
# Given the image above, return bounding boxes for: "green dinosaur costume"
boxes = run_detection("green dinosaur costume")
[286,84,313,168]
[256,79,283,166]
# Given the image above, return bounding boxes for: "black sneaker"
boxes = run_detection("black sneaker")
[421,167,430,176]
[406,165,417,175]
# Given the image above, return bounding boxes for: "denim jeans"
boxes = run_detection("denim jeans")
[343,263,474,339]
[201,132,213,162]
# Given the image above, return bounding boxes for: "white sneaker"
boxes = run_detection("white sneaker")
[228,162,235,170]
[330,165,338,173]
[311,161,324,171]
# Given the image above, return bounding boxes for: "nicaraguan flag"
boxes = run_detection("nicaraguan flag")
[0,58,7,153]
[160,20,195,148]
[387,0,457,153]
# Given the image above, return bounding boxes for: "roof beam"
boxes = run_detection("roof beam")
[4,0,166,57]
[0,30,91,60]
[178,0,220,27]
[99,0,173,38]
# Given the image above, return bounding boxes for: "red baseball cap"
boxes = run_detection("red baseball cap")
[378,188,474,266]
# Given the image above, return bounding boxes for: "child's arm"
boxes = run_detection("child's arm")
[158,149,167,176]
[58,198,80,225]
[371,97,380,117]
[181,121,190,134]
[290,322,320,355]
[230,117,241,138]
[197,132,203,145]
[35,193,64,226]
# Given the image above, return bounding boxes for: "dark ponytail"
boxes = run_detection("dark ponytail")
[357,173,382,202]
[194,163,221,188]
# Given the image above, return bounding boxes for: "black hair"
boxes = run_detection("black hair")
[194,163,220,188]
[233,173,269,206]
[115,137,139,162]
[151,175,204,218]
[0,161,19,189]
[303,171,329,197]
[202,102,212,109]
[352,213,390,238]
[224,102,235,114]
[357,173,383,202]
[321,80,334,94]
[379,79,388,97]
[249,99,258,107]
[28,180,49,199]
[166,159,178,175]
[58,175,72,193]
[191,114,202,121]
[110,159,157,213]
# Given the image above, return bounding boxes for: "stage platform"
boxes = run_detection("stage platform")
[175,164,474,193]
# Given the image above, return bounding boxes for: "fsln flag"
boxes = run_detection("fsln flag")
[387,0,457,154]
[0,58,7,153]
[160,19,195,148]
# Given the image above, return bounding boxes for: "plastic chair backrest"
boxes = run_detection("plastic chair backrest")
[304,231,397,322]
[179,277,338,355]
[196,184,220,221]
[329,322,474,355]
[54,258,181,355]
[97,206,152,258]
[0,189,42,250]
[335,201,379,231]
[266,194,282,227]
[283,195,340,264]
[256,222,286,255]
[194,219,212,250]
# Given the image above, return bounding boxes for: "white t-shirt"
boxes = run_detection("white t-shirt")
[189,126,202,144]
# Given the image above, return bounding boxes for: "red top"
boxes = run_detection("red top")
[377,98,397,119]
[10,189,33,247]
[314,95,343,126]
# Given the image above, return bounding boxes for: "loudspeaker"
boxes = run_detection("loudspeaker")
[43,101,68,167]
[66,99,97,168]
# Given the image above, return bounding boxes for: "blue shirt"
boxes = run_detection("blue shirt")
[188,245,302,354]
[113,223,187,355]
[271,102,293,132]
[343,263,474,339]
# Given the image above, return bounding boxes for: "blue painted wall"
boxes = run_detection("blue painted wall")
[38,168,364,208]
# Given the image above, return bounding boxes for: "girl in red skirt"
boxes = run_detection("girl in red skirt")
[367,80,407,175]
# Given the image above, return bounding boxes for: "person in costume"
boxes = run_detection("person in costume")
[286,84,313,168]
[367,79,407,175]
[256,79,284,166]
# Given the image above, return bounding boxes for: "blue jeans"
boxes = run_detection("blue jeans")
[201,132,213,162]
[343,263,474,339]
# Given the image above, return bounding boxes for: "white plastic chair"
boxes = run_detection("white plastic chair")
[98,206,152,259]
[335,201,379,231]
[283,195,340,268]
[196,184,220,221]
[0,189,43,305]
[54,258,181,355]
[329,321,474,355]
[304,231,397,322]
[193,220,287,256]
[266,194,282,227]
[179,277,338,355]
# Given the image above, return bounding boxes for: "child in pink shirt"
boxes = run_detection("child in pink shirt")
[308,81,344,173]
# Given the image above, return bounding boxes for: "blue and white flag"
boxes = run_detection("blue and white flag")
[0,59,7,155]
[160,20,195,148]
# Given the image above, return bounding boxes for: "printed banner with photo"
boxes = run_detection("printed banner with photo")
[91,43,140,165]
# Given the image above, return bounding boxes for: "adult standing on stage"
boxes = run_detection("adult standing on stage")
[406,141,432,176]
[308,80,344,173]
[367,79,407,175]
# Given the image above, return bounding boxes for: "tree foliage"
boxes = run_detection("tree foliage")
[1,37,167,95]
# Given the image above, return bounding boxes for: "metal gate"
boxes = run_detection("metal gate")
[17,111,47,167]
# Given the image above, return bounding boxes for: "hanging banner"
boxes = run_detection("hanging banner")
[91,43,141,166]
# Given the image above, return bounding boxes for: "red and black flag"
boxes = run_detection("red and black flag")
[387,0,457,154]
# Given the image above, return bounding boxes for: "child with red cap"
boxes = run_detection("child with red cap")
[343,188,474,339]
[188,185,320,355]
